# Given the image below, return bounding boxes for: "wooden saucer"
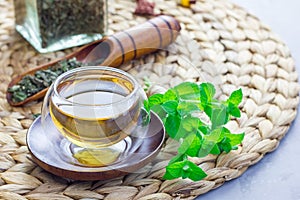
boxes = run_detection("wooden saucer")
[27,112,165,181]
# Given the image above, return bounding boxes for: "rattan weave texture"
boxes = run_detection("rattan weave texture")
[0,0,299,199]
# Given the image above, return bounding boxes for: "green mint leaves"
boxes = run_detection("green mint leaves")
[144,82,244,181]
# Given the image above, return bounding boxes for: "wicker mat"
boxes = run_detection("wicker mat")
[0,0,299,199]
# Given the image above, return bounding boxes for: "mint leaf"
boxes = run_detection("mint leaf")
[151,105,167,120]
[141,107,151,126]
[200,83,215,107]
[177,101,200,117]
[227,103,241,117]
[148,93,164,107]
[162,100,178,115]
[198,128,223,157]
[181,116,201,133]
[225,131,245,147]
[173,117,200,140]
[165,115,181,139]
[163,160,186,179]
[143,100,150,113]
[185,160,207,181]
[225,89,243,118]
[227,88,243,106]
[205,128,224,142]
[163,160,207,181]
[163,89,177,102]
[168,154,185,165]
[199,125,210,135]
[163,169,177,180]
[210,144,221,155]
[143,77,152,92]
[210,104,228,129]
[198,139,215,157]
[216,128,244,153]
[147,81,244,182]
[178,134,201,157]
[218,137,232,153]
[173,82,200,100]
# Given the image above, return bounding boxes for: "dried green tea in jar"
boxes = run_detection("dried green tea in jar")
[14,0,108,53]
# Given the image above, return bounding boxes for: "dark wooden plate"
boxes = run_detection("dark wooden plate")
[27,111,165,181]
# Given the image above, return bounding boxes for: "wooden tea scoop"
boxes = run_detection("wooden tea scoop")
[7,15,181,106]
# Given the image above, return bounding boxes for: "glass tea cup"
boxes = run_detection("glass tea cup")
[41,66,150,167]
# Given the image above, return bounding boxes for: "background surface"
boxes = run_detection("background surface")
[198,0,300,199]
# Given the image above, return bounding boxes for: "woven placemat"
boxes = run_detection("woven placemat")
[0,0,299,199]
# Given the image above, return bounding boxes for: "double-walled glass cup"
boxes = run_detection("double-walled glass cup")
[41,66,150,167]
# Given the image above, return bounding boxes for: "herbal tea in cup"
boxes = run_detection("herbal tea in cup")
[41,67,150,167]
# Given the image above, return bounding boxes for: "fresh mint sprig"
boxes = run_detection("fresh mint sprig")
[144,82,244,181]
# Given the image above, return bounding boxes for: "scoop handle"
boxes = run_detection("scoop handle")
[6,15,181,107]
[100,15,181,67]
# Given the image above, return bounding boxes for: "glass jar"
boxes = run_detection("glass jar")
[14,0,108,53]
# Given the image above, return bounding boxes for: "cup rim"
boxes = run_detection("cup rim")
[52,66,140,107]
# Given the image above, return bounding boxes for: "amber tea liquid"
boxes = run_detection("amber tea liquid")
[50,76,142,150]
[43,67,149,167]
